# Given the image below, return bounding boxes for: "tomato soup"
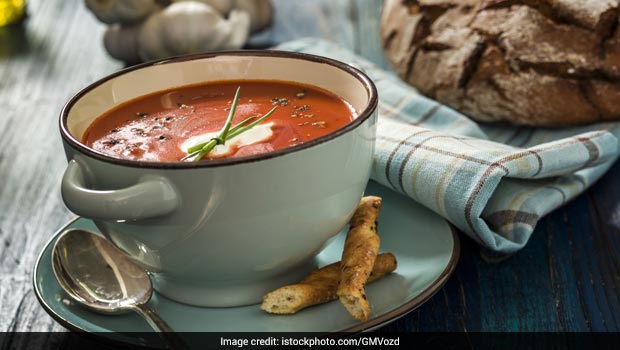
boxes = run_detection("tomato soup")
[83,80,356,162]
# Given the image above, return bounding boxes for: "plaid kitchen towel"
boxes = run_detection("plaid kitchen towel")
[278,38,620,257]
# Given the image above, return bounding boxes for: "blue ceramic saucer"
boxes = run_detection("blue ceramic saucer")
[33,181,459,347]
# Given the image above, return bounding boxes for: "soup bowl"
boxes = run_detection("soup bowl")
[59,51,378,307]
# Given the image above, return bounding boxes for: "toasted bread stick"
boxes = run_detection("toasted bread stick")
[260,253,396,314]
[337,196,382,322]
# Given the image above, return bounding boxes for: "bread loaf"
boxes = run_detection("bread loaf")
[381,0,620,126]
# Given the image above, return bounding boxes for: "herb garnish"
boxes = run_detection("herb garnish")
[182,87,278,161]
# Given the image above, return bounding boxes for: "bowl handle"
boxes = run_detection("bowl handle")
[61,159,179,221]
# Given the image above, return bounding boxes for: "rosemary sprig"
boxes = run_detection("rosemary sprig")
[182,87,278,161]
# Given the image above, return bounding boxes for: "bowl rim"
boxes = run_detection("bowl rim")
[60,50,378,169]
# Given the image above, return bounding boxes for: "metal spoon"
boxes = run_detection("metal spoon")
[51,229,186,349]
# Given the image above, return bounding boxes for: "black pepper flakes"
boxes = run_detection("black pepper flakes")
[271,97,289,106]
[130,128,145,136]
[135,112,148,118]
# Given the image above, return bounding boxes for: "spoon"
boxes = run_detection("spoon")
[51,229,186,349]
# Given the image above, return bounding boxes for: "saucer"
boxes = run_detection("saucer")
[34,181,459,345]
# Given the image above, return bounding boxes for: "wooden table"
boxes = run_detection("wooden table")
[1,0,619,342]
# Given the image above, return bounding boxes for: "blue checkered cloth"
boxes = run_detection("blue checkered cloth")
[278,38,620,257]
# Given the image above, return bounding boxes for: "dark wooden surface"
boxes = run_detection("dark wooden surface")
[1,0,619,341]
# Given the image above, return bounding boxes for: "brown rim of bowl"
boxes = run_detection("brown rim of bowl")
[33,218,460,344]
[60,50,378,169]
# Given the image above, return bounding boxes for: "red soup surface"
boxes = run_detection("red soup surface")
[83,80,357,162]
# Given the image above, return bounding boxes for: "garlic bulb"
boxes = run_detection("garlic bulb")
[137,1,250,62]
[84,0,160,24]
[104,24,142,64]
[171,0,272,33]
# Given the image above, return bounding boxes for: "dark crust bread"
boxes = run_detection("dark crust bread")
[381,0,620,126]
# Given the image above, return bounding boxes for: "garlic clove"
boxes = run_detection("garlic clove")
[84,0,161,25]
[222,9,251,48]
[104,23,143,64]
[171,0,235,16]
[234,0,273,33]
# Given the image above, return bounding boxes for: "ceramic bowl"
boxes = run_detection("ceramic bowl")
[59,51,378,307]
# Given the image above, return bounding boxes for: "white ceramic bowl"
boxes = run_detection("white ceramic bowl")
[60,51,378,307]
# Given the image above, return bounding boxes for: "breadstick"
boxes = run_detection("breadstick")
[337,196,382,322]
[261,253,396,314]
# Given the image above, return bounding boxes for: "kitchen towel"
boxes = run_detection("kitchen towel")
[278,38,620,258]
